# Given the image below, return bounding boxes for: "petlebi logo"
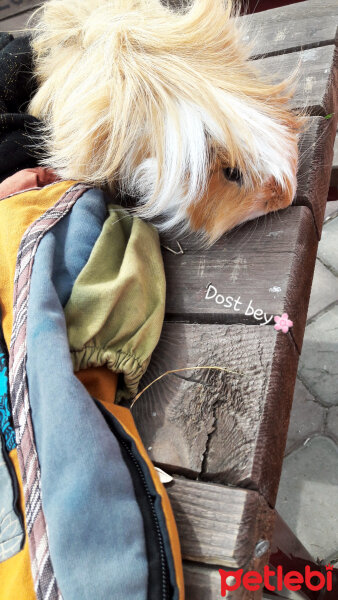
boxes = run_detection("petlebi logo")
[218,564,334,597]
[205,283,293,333]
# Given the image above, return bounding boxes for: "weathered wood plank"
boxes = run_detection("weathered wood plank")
[296,116,338,236]
[132,321,299,506]
[169,0,338,61]
[201,324,298,505]
[183,563,223,600]
[0,7,35,32]
[241,0,338,59]
[167,477,275,569]
[161,205,317,353]
[182,490,275,600]
[181,507,322,599]
[0,0,39,22]
[256,44,337,116]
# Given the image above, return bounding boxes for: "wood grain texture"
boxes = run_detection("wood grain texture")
[182,517,321,600]
[168,0,338,63]
[182,486,275,600]
[132,321,299,505]
[161,205,317,352]
[183,563,223,600]
[256,44,337,116]
[167,477,275,568]
[0,6,35,32]
[241,0,338,59]
[0,0,39,22]
[201,327,299,505]
[296,116,338,236]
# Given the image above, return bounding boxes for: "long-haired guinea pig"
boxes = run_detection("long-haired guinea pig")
[27,0,305,244]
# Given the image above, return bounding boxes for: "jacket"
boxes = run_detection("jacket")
[0,168,184,600]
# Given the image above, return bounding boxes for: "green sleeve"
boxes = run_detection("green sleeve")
[64,205,166,402]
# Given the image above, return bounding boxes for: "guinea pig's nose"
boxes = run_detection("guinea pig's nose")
[263,176,295,212]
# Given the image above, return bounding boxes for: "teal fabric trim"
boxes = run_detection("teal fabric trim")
[0,324,16,452]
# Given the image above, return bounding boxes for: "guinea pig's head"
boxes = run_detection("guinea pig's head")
[184,97,302,244]
[28,0,304,244]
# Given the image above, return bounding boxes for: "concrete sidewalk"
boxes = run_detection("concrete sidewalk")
[276,200,338,567]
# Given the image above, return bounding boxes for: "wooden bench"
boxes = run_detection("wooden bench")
[132,2,338,598]
[1,1,337,598]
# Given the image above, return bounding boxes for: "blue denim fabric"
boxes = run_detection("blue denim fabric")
[46,187,108,306]
[26,188,148,600]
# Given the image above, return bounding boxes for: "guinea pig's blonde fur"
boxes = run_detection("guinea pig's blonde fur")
[28,0,304,243]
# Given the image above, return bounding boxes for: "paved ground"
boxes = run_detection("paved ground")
[276,200,338,567]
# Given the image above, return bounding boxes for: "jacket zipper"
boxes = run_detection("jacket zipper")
[118,436,170,600]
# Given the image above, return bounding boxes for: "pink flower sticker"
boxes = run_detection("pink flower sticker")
[274,313,293,333]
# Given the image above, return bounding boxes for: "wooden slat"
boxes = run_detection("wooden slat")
[296,116,338,236]
[181,487,275,600]
[169,477,276,597]
[256,44,337,116]
[132,321,300,506]
[0,0,39,22]
[169,0,338,62]
[0,7,36,32]
[161,205,317,352]
[167,477,275,568]
[183,563,223,600]
[241,0,338,59]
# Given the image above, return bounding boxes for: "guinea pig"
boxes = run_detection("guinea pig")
[27,0,304,244]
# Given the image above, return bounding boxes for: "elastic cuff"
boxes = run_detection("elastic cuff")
[70,346,149,402]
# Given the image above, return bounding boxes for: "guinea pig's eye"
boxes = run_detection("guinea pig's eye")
[222,167,243,185]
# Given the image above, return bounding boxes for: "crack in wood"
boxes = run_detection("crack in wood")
[289,327,301,356]
[199,394,222,480]
[251,39,338,62]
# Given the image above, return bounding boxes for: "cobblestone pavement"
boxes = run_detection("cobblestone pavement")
[276,200,338,566]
